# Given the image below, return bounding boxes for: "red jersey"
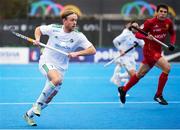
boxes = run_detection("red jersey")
[135,17,176,67]
[136,17,176,53]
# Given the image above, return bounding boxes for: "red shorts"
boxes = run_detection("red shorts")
[142,51,162,68]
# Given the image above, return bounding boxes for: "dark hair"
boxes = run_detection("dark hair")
[60,10,78,19]
[156,4,168,12]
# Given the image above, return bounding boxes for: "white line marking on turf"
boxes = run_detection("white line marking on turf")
[0,101,180,105]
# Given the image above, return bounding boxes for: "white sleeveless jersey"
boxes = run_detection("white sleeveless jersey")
[113,28,144,57]
[39,24,92,70]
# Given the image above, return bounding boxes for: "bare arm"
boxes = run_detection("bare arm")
[34,26,42,45]
[69,45,96,58]
[169,22,176,45]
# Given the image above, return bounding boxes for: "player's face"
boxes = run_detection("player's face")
[157,7,168,20]
[63,13,78,32]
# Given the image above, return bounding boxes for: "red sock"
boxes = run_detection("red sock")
[123,74,140,92]
[156,72,168,97]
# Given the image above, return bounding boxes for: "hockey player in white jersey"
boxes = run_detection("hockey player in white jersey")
[110,21,144,87]
[23,10,96,126]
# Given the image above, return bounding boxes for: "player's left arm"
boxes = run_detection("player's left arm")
[69,33,96,58]
[169,21,176,45]
[168,20,176,51]
[69,44,96,58]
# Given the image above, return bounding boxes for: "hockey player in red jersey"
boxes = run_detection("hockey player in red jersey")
[118,4,176,105]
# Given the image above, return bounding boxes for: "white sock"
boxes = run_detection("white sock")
[27,108,34,118]
[41,103,48,109]
[27,85,61,118]
[36,80,56,105]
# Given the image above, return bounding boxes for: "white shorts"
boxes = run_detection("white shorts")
[39,60,65,79]
[115,56,136,71]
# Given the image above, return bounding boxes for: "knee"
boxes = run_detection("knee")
[51,78,62,86]
[164,63,171,74]
[136,72,145,79]
[129,70,136,77]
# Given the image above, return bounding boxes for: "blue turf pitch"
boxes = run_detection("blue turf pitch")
[0,63,180,129]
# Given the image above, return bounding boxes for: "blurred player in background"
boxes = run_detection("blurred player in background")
[23,10,96,126]
[110,21,144,90]
[118,4,176,105]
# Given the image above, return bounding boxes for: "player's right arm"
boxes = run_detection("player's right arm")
[34,24,53,46]
[34,26,42,46]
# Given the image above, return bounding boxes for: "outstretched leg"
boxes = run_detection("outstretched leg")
[23,64,63,126]
[118,63,151,104]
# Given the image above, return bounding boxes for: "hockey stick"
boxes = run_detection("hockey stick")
[104,42,138,67]
[131,26,169,48]
[10,29,68,56]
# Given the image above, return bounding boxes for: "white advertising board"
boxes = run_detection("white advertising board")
[0,47,29,64]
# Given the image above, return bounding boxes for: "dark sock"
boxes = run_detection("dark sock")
[155,72,168,97]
